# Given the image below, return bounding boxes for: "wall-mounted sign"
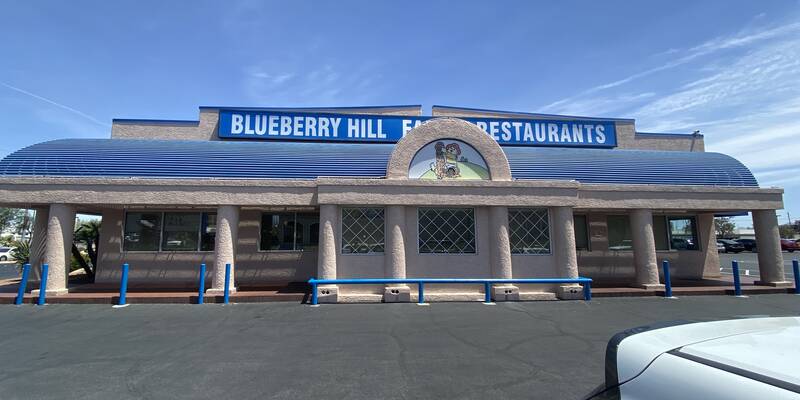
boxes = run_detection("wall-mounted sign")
[218,109,617,148]
[408,140,490,180]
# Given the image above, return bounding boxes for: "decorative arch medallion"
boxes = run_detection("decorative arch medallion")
[408,139,490,180]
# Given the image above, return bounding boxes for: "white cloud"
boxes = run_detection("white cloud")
[539,21,800,115]
[243,62,384,106]
[0,81,110,127]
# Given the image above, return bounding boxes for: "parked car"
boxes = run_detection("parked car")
[587,317,800,399]
[735,238,757,252]
[717,239,744,253]
[780,239,798,253]
[0,247,13,262]
[715,242,725,252]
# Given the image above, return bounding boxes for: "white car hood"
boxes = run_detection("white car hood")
[614,317,800,384]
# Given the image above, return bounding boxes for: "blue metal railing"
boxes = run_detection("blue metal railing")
[37,264,49,306]
[307,277,593,305]
[662,260,673,298]
[15,263,31,305]
[732,260,743,296]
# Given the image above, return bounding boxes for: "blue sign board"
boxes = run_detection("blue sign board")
[218,109,617,148]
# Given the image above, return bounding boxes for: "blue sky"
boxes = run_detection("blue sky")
[1,1,799,226]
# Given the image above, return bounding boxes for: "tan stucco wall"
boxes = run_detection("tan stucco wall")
[575,211,719,283]
[96,208,317,285]
[0,177,780,212]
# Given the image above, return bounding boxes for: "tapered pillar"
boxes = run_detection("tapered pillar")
[752,210,790,286]
[32,204,74,295]
[383,205,410,302]
[317,204,339,302]
[630,209,663,289]
[697,213,721,279]
[553,206,582,299]
[28,207,49,281]
[489,206,517,300]
[208,205,239,294]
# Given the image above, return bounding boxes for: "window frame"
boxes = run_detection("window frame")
[417,207,477,255]
[508,208,552,256]
[666,215,701,251]
[340,207,386,255]
[573,214,591,252]
[258,211,320,252]
[606,214,634,252]
[121,210,216,253]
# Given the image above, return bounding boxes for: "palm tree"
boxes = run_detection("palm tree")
[73,220,101,281]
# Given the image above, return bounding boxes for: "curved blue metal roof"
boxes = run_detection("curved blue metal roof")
[0,139,758,187]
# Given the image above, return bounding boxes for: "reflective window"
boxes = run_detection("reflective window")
[260,212,319,251]
[200,213,216,251]
[123,212,162,251]
[607,215,632,251]
[161,213,201,251]
[342,208,385,254]
[418,208,475,254]
[669,217,699,250]
[574,215,589,251]
[509,208,550,254]
[653,215,670,251]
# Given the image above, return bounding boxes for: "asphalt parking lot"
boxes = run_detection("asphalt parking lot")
[0,295,798,399]
[719,251,799,280]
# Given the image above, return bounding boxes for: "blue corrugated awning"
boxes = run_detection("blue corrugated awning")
[0,139,758,187]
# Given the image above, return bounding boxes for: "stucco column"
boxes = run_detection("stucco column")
[383,205,409,302]
[28,207,49,281]
[32,204,74,295]
[630,209,663,289]
[552,207,582,299]
[752,210,790,286]
[697,213,721,279]
[208,205,239,294]
[489,206,517,301]
[317,204,339,302]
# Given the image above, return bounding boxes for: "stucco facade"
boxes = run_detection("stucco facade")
[0,104,790,303]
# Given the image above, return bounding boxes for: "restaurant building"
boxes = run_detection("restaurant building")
[0,105,790,302]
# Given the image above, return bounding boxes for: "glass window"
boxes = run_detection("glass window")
[260,212,319,251]
[260,213,295,251]
[509,208,550,254]
[123,212,162,251]
[341,208,385,254]
[161,212,201,251]
[574,215,589,251]
[653,215,670,251]
[669,217,699,250]
[200,212,216,251]
[418,208,475,254]
[607,215,632,251]
[295,213,320,250]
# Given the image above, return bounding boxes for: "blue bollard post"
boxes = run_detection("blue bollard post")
[198,263,206,304]
[37,264,49,306]
[311,280,318,305]
[223,263,231,304]
[793,259,799,295]
[732,260,743,297]
[662,260,673,298]
[15,264,31,305]
[583,281,592,301]
[484,282,492,303]
[418,282,425,304]
[117,263,129,306]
